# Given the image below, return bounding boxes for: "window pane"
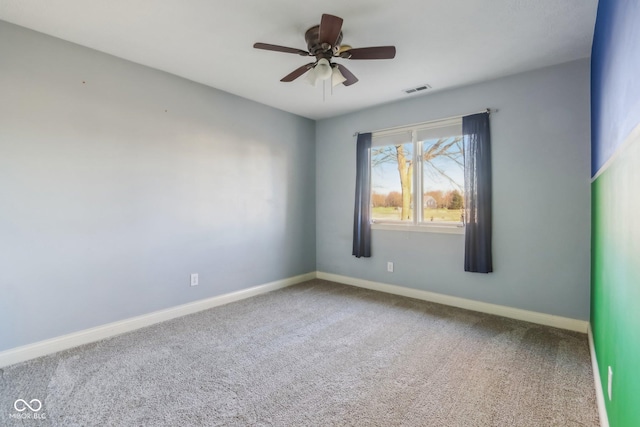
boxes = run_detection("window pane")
[417,122,460,141]
[372,130,412,147]
[422,135,464,224]
[371,141,414,222]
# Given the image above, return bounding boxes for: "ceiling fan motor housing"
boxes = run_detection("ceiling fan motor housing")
[305,25,343,58]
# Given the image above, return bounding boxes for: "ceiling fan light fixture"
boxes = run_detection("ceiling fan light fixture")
[331,65,347,87]
[315,58,332,81]
[305,67,318,86]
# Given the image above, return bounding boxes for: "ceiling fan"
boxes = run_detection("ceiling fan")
[253,14,396,87]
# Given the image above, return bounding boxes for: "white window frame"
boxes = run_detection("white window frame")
[370,117,465,234]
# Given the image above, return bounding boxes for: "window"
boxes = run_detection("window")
[370,118,464,231]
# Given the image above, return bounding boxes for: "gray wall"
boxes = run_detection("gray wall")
[316,59,591,320]
[0,22,316,351]
[0,18,591,353]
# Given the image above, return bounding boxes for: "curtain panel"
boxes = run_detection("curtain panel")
[352,133,372,258]
[463,112,493,273]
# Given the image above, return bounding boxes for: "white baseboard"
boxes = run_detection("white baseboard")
[316,272,589,333]
[0,271,590,368]
[588,325,610,427]
[0,272,316,368]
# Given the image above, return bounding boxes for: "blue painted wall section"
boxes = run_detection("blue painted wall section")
[591,0,640,175]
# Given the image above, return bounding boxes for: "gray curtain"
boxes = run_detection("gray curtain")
[352,133,372,258]
[463,112,493,273]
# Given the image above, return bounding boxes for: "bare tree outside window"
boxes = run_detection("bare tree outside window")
[371,142,413,221]
[370,122,464,226]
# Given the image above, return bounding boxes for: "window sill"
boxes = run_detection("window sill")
[371,222,465,234]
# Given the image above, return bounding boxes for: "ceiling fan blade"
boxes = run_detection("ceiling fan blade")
[345,46,396,60]
[280,63,315,82]
[336,64,358,86]
[253,43,309,56]
[319,14,343,47]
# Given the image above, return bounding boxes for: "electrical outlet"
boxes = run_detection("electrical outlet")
[190,273,199,287]
[387,262,394,272]
[608,366,613,401]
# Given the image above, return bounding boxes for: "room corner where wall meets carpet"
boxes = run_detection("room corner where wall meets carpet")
[0,280,598,426]
[0,271,591,368]
[0,272,316,368]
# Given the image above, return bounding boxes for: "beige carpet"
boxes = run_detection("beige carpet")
[0,279,598,426]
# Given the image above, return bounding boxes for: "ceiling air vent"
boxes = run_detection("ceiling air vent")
[403,84,432,94]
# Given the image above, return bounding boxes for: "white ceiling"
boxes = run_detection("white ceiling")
[0,0,598,120]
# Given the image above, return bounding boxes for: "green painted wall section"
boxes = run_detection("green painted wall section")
[591,131,640,427]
